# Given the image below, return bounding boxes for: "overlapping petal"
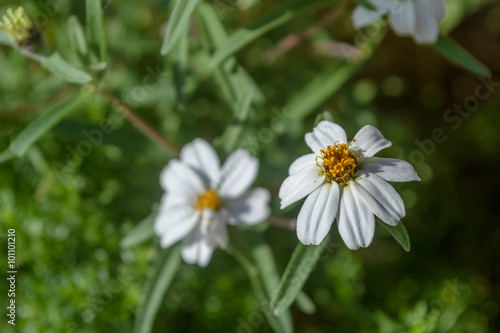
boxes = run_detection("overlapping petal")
[160,159,205,200]
[297,182,340,245]
[349,125,392,159]
[154,200,201,248]
[305,121,347,153]
[337,185,375,250]
[413,0,440,44]
[226,188,271,225]
[289,153,316,175]
[389,0,416,37]
[279,164,325,209]
[217,149,259,199]
[361,157,421,182]
[180,138,221,185]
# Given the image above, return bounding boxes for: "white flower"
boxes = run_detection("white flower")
[154,139,271,266]
[352,0,445,44]
[279,121,420,250]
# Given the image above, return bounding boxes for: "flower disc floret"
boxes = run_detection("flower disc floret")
[317,142,360,184]
[196,190,221,211]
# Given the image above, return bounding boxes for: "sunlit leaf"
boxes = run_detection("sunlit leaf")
[161,0,200,55]
[41,52,92,84]
[378,220,411,252]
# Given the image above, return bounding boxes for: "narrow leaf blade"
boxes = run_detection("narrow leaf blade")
[41,52,92,84]
[134,244,182,333]
[9,94,85,157]
[434,35,490,77]
[86,0,107,62]
[161,0,200,55]
[295,292,316,314]
[68,16,88,57]
[270,238,329,316]
[120,207,157,249]
[378,220,411,252]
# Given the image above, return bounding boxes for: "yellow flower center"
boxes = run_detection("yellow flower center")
[317,142,361,184]
[195,190,221,211]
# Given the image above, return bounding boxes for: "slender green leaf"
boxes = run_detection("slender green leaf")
[120,207,158,249]
[248,232,294,333]
[68,16,88,57]
[134,244,182,333]
[9,94,86,157]
[434,35,490,77]
[41,52,92,84]
[354,0,376,10]
[161,0,200,55]
[86,0,107,62]
[229,229,291,333]
[270,238,329,316]
[221,87,255,153]
[378,220,411,252]
[209,0,332,68]
[195,2,265,113]
[286,62,361,121]
[295,292,316,314]
[171,25,189,106]
[0,150,15,164]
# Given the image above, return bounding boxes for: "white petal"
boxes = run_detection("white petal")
[352,171,406,226]
[160,159,205,199]
[349,125,392,159]
[305,121,348,153]
[413,0,439,44]
[181,211,215,267]
[352,5,386,29]
[422,0,445,20]
[217,149,259,199]
[207,209,229,247]
[180,138,221,185]
[226,188,271,225]
[337,185,375,250]
[279,164,325,209]
[389,1,416,37]
[154,202,200,248]
[361,157,421,182]
[289,153,317,175]
[297,182,340,245]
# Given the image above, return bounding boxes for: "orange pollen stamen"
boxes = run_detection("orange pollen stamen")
[195,190,221,211]
[316,142,361,184]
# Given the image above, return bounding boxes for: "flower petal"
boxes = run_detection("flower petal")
[297,182,340,245]
[337,185,375,250]
[305,121,348,153]
[207,209,229,247]
[352,5,386,29]
[181,211,215,267]
[226,188,271,225]
[349,125,392,159]
[413,0,439,44]
[160,159,205,199]
[289,153,317,175]
[180,138,221,185]
[351,171,406,226]
[422,0,445,20]
[154,200,200,248]
[389,0,416,37]
[217,149,259,199]
[279,164,325,209]
[361,157,421,182]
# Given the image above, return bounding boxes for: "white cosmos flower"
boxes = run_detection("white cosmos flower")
[352,0,445,44]
[154,139,271,267]
[279,121,420,250]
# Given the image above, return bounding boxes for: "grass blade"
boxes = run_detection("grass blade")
[161,0,200,55]
[270,238,329,316]
[295,292,316,314]
[134,244,182,333]
[209,0,332,68]
[434,35,490,77]
[378,220,411,252]
[9,94,86,157]
[68,16,88,57]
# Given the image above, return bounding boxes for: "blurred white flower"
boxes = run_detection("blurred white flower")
[154,139,270,266]
[352,0,445,44]
[279,121,420,249]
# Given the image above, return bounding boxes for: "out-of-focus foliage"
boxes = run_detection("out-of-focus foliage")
[0,0,499,332]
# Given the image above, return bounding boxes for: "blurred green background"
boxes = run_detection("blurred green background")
[0,0,499,332]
